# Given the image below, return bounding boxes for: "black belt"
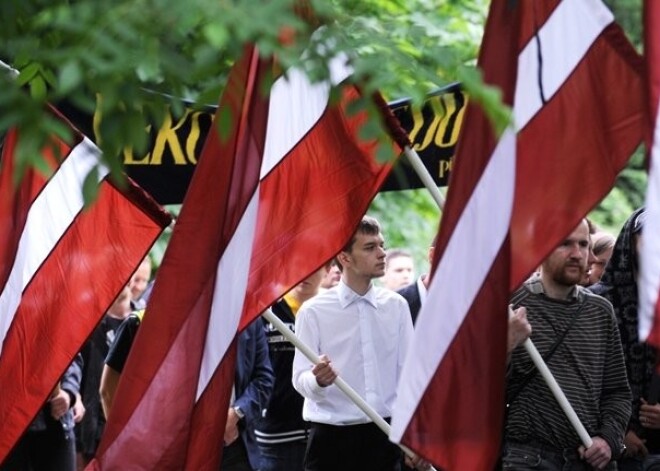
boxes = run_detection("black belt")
[505,440,581,462]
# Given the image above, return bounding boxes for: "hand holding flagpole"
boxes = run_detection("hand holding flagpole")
[261,309,436,471]
[508,306,592,448]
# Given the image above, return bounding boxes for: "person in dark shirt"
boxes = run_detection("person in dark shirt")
[505,219,630,470]
[256,264,329,471]
[1,355,83,471]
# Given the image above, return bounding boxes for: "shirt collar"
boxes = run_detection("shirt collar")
[526,273,581,301]
[338,279,378,309]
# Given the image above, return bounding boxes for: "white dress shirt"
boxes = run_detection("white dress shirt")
[416,275,428,305]
[292,280,413,425]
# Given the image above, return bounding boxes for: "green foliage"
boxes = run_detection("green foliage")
[0,0,497,203]
[589,146,647,235]
[0,0,649,247]
[368,188,441,276]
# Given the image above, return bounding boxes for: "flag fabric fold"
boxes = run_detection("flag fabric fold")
[638,1,660,346]
[91,43,399,471]
[390,1,644,470]
[0,108,171,462]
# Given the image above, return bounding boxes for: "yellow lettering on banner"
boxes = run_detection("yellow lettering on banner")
[439,159,453,179]
[413,98,443,152]
[406,105,424,145]
[186,111,204,165]
[123,124,153,165]
[149,110,190,165]
[435,93,467,148]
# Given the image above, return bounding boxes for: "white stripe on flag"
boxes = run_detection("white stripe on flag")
[0,138,106,355]
[260,53,353,179]
[390,128,516,440]
[639,100,660,339]
[197,190,260,399]
[514,0,612,129]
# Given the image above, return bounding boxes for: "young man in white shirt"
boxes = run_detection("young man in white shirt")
[292,216,414,471]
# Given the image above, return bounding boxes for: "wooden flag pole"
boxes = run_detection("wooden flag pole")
[262,309,436,471]
[402,145,445,210]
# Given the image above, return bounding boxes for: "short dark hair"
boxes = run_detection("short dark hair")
[341,215,381,253]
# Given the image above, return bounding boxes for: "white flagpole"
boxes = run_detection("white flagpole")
[521,338,593,447]
[0,59,18,78]
[261,309,436,471]
[402,145,445,210]
[508,307,592,447]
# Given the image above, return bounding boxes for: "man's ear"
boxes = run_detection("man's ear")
[337,251,350,268]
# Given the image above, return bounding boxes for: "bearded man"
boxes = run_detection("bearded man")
[503,219,630,471]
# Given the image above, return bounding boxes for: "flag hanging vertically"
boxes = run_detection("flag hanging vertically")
[90,42,400,470]
[391,1,644,470]
[0,108,171,462]
[638,1,660,347]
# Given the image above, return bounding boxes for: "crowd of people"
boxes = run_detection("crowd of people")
[2,208,656,471]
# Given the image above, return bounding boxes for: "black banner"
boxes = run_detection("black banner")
[62,83,467,205]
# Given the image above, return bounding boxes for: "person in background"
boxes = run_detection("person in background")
[75,284,132,467]
[256,264,330,471]
[319,261,341,290]
[381,249,414,291]
[587,231,616,285]
[221,320,274,471]
[397,239,435,325]
[1,355,83,471]
[129,256,152,309]
[590,209,655,471]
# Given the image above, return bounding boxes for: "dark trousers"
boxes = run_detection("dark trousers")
[502,441,617,471]
[304,421,401,471]
[1,424,75,471]
[221,439,253,471]
[259,441,306,471]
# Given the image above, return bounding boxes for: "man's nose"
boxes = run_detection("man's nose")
[569,244,584,258]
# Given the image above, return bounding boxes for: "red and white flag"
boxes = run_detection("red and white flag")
[390,1,644,469]
[90,44,399,470]
[638,1,660,346]
[0,109,171,462]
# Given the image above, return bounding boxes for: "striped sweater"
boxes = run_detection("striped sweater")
[505,276,631,454]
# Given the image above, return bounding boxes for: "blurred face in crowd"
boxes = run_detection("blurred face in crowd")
[131,259,152,300]
[382,255,414,290]
[588,245,613,285]
[320,263,341,289]
[291,266,328,301]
